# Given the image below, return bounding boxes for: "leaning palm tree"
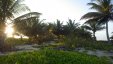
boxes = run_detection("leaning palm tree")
[13,12,52,44]
[82,21,105,41]
[81,0,113,43]
[13,12,41,39]
[0,0,29,45]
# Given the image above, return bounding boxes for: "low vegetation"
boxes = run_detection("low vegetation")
[0,49,111,64]
[63,36,113,51]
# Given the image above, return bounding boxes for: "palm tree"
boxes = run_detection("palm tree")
[82,21,105,41]
[52,19,80,37]
[81,0,113,43]
[52,20,63,36]
[0,0,29,45]
[66,19,80,33]
[14,12,53,44]
[13,12,41,40]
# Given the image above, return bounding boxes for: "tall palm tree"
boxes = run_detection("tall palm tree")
[0,0,29,45]
[81,0,113,43]
[82,21,105,41]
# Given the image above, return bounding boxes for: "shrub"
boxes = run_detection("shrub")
[0,38,29,52]
[5,38,28,46]
[63,35,113,51]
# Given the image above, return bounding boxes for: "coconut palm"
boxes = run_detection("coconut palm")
[81,0,113,43]
[0,0,29,45]
[82,21,105,41]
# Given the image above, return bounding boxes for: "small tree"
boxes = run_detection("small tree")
[82,21,105,41]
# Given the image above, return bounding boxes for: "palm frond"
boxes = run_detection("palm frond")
[88,3,103,12]
[98,16,108,25]
[109,4,113,11]
[96,25,105,31]
[109,13,113,20]
[83,17,105,32]
[14,12,41,21]
[84,18,99,24]
[12,4,30,14]
[81,12,103,20]
[9,0,30,15]
[82,25,92,30]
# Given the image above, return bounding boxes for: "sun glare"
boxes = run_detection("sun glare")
[5,26,14,37]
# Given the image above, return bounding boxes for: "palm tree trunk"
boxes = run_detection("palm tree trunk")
[0,25,6,51]
[0,17,6,50]
[93,31,96,41]
[106,22,111,43]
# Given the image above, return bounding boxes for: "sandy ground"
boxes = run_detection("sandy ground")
[0,44,112,62]
[0,44,40,55]
[76,48,113,57]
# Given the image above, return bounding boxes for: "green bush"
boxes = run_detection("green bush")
[63,36,113,51]
[0,49,111,64]
[63,36,91,49]
[0,38,29,52]
[75,41,113,51]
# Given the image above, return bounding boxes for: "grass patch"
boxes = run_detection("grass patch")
[0,49,111,64]
[5,38,29,46]
[77,41,113,51]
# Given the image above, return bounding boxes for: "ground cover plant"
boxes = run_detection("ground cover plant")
[0,49,111,64]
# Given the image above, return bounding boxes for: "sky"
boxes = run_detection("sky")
[24,0,113,40]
